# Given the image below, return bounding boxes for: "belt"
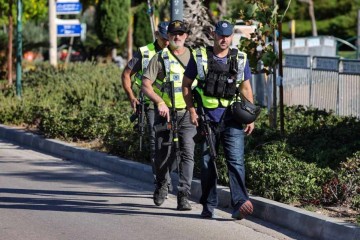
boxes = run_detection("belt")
[175,108,187,113]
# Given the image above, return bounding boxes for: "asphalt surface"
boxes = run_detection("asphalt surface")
[0,138,312,240]
[0,124,359,240]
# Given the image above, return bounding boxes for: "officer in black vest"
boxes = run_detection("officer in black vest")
[182,20,255,219]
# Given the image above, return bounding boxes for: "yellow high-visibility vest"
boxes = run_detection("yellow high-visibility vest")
[134,43,157,86]
[153,48,187,109]
[192,46,247,108]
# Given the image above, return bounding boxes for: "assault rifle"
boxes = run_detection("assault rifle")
[153,81,181,167]
[130,91,146,151]
[193,93,218,178]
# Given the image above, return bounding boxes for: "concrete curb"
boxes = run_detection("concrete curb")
[0,124,359,240]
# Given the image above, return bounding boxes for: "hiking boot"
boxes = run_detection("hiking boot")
[200,208,214,219]
[153,181,168,206]
[231,200,253,220]
[177,191,192,211]
[165,180,172,199]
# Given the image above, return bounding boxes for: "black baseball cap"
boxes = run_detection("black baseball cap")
[167,20,187,34]
[214,20,234,36]
[158,21,169,40]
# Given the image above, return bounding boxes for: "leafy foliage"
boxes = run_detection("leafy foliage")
[245,105,360,208]
[281,0,359,38]
[95,0,130,47]
[0,0,47,25]
[235,0,279,74]
[22,20,49,52]
[246,141,334,203]
[133,2,153,50]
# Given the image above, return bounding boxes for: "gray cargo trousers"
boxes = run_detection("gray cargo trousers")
[153,110,196,195]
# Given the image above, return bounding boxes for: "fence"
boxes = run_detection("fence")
[282,36,337,57]
[252,55,360,119]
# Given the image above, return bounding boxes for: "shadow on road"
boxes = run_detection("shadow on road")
[0,188,200,219]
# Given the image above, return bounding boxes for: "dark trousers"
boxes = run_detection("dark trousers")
[154,111,196,195]
[200,119,250,213]
[145,107,156,176]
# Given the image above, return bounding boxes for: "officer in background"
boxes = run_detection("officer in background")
[182,20,255,219]
[142,20,196,211]
[121,22,169,182]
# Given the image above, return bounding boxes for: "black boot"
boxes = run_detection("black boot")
[177,191,192,211]
[153,180,168,206]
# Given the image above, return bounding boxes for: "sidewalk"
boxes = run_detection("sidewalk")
[0,124,358,240]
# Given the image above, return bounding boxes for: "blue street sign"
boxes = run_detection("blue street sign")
[56,2,82,15]
[57,24,82,37]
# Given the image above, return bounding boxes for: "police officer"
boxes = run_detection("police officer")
[142,20,196,211]
[121,22,169,182]
[182,20,255,219]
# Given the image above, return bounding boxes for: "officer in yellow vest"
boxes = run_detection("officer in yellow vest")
[121,22,169,182]
[182,20,255,219]
[142,20,196,211]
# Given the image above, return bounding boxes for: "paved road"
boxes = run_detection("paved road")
[0,139,312,240]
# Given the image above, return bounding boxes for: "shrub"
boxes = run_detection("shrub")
[246,141,334,204]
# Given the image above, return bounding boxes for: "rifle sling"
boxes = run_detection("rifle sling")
[168,49,187,71]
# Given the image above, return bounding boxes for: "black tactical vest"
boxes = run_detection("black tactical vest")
[202,47,239,99]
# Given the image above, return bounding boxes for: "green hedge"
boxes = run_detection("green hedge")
[0,62,359,212]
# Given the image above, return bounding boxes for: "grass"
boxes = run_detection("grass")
[338,51,358,59]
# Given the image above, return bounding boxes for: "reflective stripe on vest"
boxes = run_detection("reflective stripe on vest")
[196,48,206,81]
[193,47,247,108]
[134,43,156,86]
[153,49,186,109]
[237,52,245,81]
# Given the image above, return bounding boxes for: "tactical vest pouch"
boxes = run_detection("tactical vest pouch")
[201,47,239,99]
[203,71,237,99]
[215,74,227,97]
[204,72,217,96]
[224,78,237,98]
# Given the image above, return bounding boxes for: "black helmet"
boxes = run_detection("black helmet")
[231,99,261,124]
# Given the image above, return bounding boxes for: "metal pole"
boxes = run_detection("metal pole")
[171,0,183,21]
[357,9,360,59]
[147,0,156,41]
[291,19,295,40]
[65,36,74,66]
[271,0,277,129]
[7,0,13,86]
[16,0,22,97]
[49,0,57,67]
[278,22,284,134]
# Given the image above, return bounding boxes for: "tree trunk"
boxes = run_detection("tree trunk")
[203,0,217,24]
[308,0,317,36]
[217,0,227,20]
[184,0,213,47]
[298,0,318,37]
[7,0,14,86]
[126,15,133,62]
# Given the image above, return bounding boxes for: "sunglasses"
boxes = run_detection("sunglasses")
[159,36,169,41]
[169,32,185,37]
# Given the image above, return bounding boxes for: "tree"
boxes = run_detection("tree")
[183,0,213,47]
[0,0,47,85]
[298,0,317,36]
[7,0,13,85]
[133,3,153,50]
[81,0,99,12]
[281,0,359,39]
[95,0,130,59]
